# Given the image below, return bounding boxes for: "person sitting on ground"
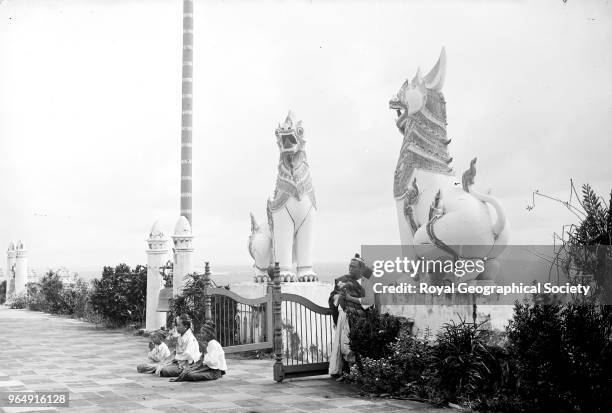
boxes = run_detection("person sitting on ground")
[136,331,171,374]
[156,314,201,377]
[170,321,227,382]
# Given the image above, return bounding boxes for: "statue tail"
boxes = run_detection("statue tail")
[470,189,506,240]
[462,158,507,240]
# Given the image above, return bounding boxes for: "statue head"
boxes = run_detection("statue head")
[389,47,447,135]
[275,111,305,154]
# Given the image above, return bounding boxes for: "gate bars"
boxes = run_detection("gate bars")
[202,262,334,382]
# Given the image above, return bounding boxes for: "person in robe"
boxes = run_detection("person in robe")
[156,314,201,378]
[169,321,228,382]
[328,253,373,379]
[136,331,171,374]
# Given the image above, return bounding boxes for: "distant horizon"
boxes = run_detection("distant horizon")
[1,1,610,270]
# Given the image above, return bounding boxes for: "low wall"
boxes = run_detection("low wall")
[229,281,515,333]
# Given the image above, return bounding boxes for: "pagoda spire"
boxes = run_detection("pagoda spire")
[180,0,194,225]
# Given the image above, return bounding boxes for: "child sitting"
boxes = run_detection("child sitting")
[136,331,171,374]
[169,321,227,382]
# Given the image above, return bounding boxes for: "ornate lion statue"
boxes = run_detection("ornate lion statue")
[248,111,318,283]
[389,48,509,281]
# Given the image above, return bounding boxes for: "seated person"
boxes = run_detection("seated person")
[170,321,227,382]
[136,331,171,373]
[156,314,201,377]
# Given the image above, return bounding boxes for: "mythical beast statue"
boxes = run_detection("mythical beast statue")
[389,48,509,282]
[248,112,318,283]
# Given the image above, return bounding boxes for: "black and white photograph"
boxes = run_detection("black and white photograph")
[1,0,611,412]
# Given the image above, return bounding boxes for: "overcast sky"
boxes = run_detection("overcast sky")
[1,0,610,271]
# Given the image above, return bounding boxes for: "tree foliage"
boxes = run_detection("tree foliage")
[90,263,147,327]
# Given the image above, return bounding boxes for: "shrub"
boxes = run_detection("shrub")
[561,304,612,413]
[428,319,509,407]
[7,292,28,309]
[347,356,406,395]
[0,280,6,304]
[170,272,237,344]
[347,326,433,396]
[170,272,209,335]
[59,278,92,318]
[25,281,46,311]
[40,271,70,314]
[496,301,612,413]
[90,263,147,327]
[348,307,403,364]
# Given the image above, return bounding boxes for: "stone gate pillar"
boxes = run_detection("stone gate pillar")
[6,242,16,296]
[145,221,168,331]
[172,216,194,297]
[14,241,27,295]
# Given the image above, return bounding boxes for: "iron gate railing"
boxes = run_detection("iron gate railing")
[199,262,333,382]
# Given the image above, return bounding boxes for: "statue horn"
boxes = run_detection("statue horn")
[423,47,446,91]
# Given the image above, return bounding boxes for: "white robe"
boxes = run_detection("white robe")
[147,342,171,362]
[174,328,201,365]
[203,339,227,372]
[328,291,372,375]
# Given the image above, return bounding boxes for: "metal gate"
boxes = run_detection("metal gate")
[200,263,334,382]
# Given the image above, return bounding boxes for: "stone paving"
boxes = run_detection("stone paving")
[0,307,445,412]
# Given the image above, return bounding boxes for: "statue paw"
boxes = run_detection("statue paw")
[280,271,296,282]
[297,269,318,282]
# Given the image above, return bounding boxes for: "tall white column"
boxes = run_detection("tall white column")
[172,216,194,297]
[145,221,168,331]
[6,242,16,296]
[14,241,27,295]
[180,0,194,226]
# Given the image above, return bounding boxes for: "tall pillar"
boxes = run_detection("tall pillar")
[145,221,168,331]
[180,0,194,225]
[14,241,27,295]
[5,242,16,296]
[172,216,194,297]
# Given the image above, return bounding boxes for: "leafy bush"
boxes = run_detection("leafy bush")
[347,326,433,396]
[0,280,6,304]
[348,307,403,363]
[489,302,612,413]
[61,278,92,318]
[90,263,147,327]
[170,272,237,344]
[7,292,28,309]
[428,320,509,407]
[170,272,209,335]
[25,281,46,311]
[40,271,70,314]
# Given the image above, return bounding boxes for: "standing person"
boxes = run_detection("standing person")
[170,321,227,382]
[328,254,373,379]
[136,331,171,373]
[157,314,201,378]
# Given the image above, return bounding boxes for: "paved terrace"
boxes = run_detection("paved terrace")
[0,307,445,413]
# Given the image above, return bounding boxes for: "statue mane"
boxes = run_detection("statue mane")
[394,86,454,200]
[269,149,316,211]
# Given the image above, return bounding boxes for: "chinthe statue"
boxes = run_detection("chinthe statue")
[389,48,509,282]
[248,111,318,283]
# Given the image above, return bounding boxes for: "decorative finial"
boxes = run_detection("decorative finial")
[462,158,478,192]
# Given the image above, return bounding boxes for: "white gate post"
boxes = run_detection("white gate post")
[172,216,194,297]
[145,221,168,331]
